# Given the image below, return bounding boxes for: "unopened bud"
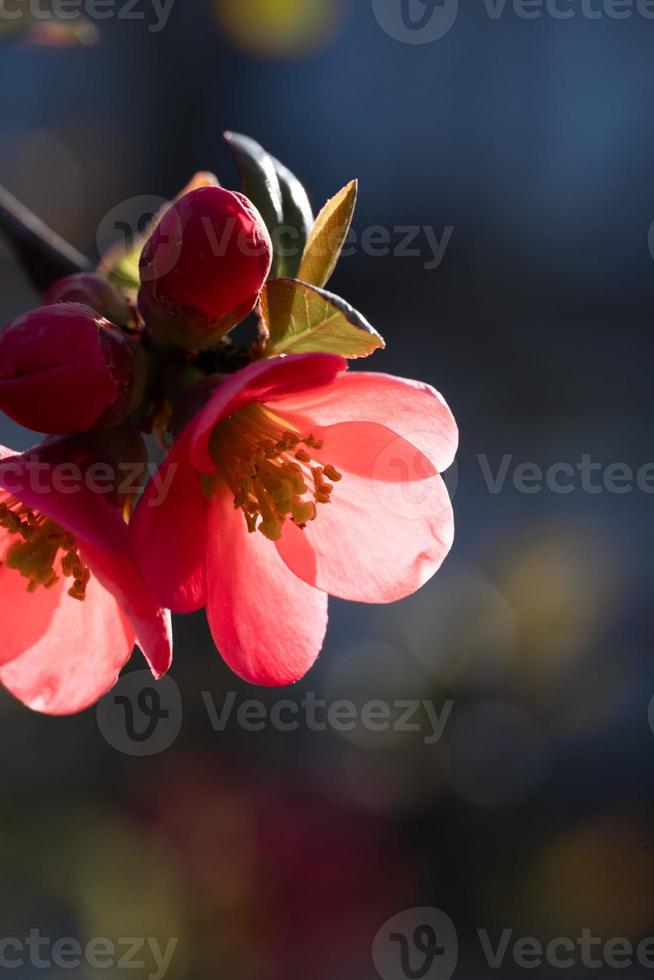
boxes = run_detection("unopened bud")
[45,272,133,328]
[138,186,272,350]
[0,303,146,434]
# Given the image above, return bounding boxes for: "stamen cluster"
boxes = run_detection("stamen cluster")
[0,501,90,600]
[211,406,342,541]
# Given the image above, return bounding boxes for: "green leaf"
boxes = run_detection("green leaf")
[297,179,357,288]
[225,134,316,280]
[260,277,384,359]
[106,247,141,292]
[224,131,284,242]
[271,156,314,280]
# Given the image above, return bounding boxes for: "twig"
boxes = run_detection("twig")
[0,184,91,294]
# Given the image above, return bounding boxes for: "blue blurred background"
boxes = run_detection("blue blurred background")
[1,1,654,977]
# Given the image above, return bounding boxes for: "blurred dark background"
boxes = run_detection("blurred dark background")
[1,1,654,977]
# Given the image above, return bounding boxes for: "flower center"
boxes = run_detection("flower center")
[0,500,90,600]
[210,404,342,542]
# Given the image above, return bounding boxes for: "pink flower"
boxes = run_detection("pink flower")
[0,437,172,714]
[131,353,457,687]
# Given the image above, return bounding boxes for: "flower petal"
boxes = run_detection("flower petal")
[276,420,455,603]
[0,445,129,556]
[0,573,134,715]
[130,433,208,613]
[189,353,347,474]
[0,527,61,666]
[81,541,173,680]
[206,490,328,686]
[276,371,459,473]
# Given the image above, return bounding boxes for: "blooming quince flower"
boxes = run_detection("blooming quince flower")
[0,303,146,434]
[131,353,457,687]
[138,186,273,350]
[0,435,172,714]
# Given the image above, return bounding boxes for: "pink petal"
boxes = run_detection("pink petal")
[205,490,328,686]
[0,445,129,556]
[81,541,173,680]
[276,420,455,604]
[0,525,61,666]
[288,419,438,482]
[130,433,208,613]
[277,371,458,473]
[189,353,347,474]
[0,573,134,715]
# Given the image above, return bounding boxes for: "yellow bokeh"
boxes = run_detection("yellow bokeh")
[211,0,343,57]
[518,812,654,937]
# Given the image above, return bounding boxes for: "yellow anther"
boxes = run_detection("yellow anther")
[291,499,317,528]
[210,405,343,541]
[0,498,90,599]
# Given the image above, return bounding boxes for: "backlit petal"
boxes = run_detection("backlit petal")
[189,353,347,474]
[82,541,173,679]
[277,371,458,473]
[276,419,455,603]
[130,432,208,613]
[205,490,328,686]
[0,573,134,715]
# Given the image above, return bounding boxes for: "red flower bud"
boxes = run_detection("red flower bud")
[138,186,273,349]
[45,273,133,328]
[0,303,146,434]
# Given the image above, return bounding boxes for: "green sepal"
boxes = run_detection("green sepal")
[260,277,384,359]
